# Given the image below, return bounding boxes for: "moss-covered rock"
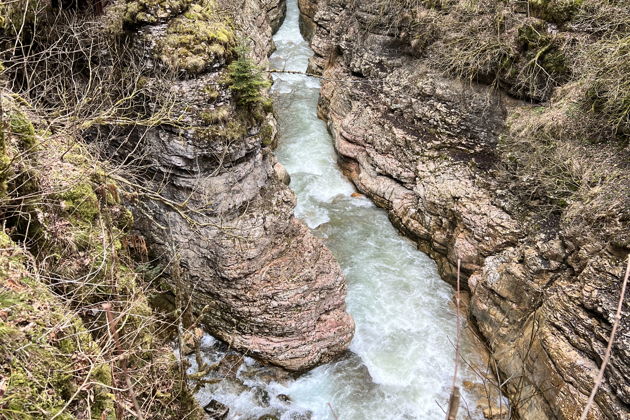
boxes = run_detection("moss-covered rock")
[199,106,230,124]
[0,93,203,419]
[56,182,101,222]
[0,231,115,419]
[529,0,583,25]
[512,21,569,97]
[196,119,247,142]
[123,0,195,25]
[159,0,235,74]
[9,110,36,150]
[260,119,276,147]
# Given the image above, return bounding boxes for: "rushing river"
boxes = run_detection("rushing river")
[187,1,504,418]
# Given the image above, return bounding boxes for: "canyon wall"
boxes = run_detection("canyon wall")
[299,0,629,418]
[102,0,353,371]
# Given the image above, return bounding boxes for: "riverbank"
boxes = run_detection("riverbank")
[298,0,629,418]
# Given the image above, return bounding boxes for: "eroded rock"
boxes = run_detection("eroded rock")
[204,399,229,419]
[105,0,353,371]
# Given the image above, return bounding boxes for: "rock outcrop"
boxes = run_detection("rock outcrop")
[299,0,629,418]
[103,0,353,371]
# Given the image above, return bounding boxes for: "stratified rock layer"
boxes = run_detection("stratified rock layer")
[108,0,353,371]
[300,0,629,418]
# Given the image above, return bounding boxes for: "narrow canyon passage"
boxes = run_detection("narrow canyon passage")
[271,1,492,418]
[191,1,501,418]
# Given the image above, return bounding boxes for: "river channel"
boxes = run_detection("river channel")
[188,1,501,418]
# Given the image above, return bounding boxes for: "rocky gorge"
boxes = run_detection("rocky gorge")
[0,0,628,419]
[299,0,629,419]
[103,0,355,372]
[1,0,356,417]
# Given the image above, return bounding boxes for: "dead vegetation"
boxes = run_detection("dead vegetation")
[360,0,629,133]
[357,0,629,241]
[498,95,629,244]
[0,87,207,418]
[0,0,253,418]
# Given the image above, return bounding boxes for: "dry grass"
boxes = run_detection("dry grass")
[358,0,629,231]
[360,0,628,116]
[498,92,629,243]
[579,35,629,138]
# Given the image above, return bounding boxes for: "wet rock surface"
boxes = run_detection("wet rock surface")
[204,400,230,419]
[182,335,316,419]
[299,0,629,418]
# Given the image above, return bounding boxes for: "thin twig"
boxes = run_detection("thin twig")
[579,256,629,420]
[446,259,462,420]
[103,303,146,420]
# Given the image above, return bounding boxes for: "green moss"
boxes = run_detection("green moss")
[115,208,134,230]
[57,182,100,222]
[0,237,114,419]
[0,151,11,198]
[517,22,547,49]
[529,0,583,25]
[540,47,567,75]
[63,149,91,166]
[199,107,230,124]
[159,0,235,74]
[203,84,220,100]
[118,268,139,290]
[196,119,247,142]
[0,0,41,37]
[0,96,202,420]
[9,111,36,150]
[123,0,195,25]
[511,22,569,98]
[260,121,275,147]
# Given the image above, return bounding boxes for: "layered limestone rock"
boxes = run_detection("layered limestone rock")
[299,0,628,418]
[102,0,353,371]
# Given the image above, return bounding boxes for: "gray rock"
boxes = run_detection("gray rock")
[204,399,229,419]
[273,161,291,185]
[107,0,353,372]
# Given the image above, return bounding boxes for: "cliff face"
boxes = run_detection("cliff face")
[299,0,629,418]
[101,0,353,371]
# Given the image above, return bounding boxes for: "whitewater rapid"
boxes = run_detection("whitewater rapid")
[187,1,502,418]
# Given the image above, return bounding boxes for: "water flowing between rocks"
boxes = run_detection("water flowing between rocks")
[186,1,504,418]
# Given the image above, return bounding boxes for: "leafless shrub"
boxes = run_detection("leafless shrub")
[578,35,629,138]
[497,96,629,242]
